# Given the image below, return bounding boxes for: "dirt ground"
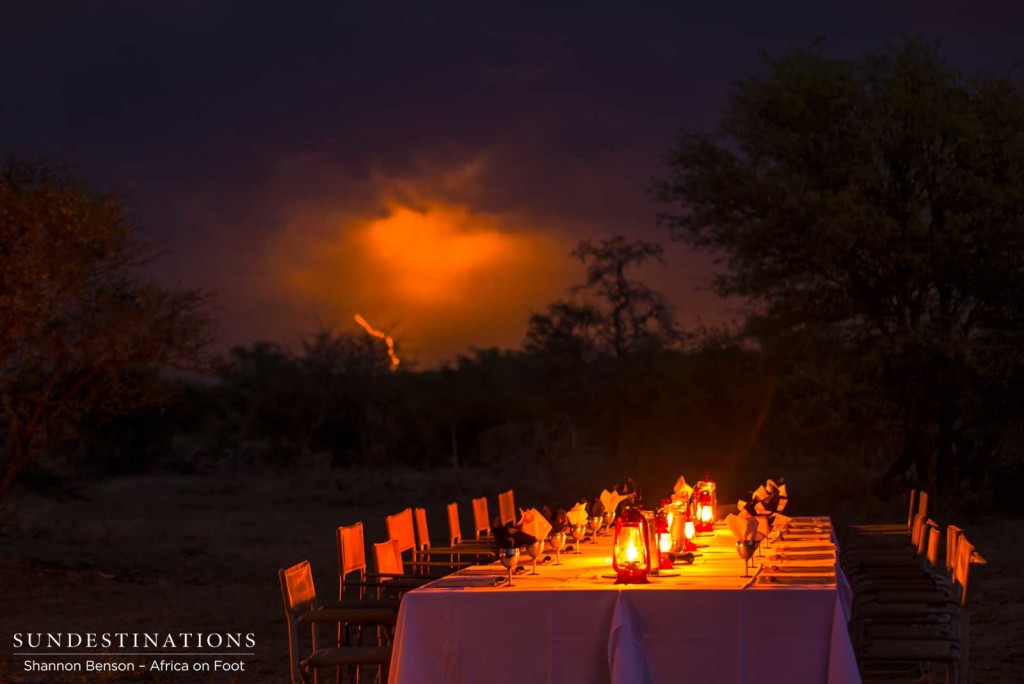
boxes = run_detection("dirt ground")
[0,469,1020,683]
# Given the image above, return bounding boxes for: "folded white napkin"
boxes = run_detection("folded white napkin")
[566,502,589,526]
[672,476,693,501]
[517,507,552,541]
[600,489,630,515]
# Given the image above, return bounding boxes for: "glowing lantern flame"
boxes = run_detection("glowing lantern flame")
[354,314,400,369]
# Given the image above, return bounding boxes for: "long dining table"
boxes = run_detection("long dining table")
[388,517,861,684]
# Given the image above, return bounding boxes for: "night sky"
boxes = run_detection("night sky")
[4,2,1022,365]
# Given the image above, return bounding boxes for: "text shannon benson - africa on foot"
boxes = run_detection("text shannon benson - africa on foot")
[13,632,256,674]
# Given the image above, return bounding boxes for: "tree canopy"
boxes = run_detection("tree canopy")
[525,236,679,360]
[656,38,1024,492]
[0,160,213,500]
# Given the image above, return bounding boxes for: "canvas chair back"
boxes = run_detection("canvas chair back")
[337,523,368,600]
[946,525,962,577]
[908,513,926,549]
[413,508,432,549]
[281,560,318,615]
[279,560,318,684]
[447,502,463,546]
[471,497,490,540]
[917,490,928,521]
[386,508,417,559]
[373,538,405,576]
[925,523,940,567]
[498,489,516,526]
[915,517,934,556]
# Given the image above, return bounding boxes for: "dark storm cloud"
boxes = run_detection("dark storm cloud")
[3,1,1022,362]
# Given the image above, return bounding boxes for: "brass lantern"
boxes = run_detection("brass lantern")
[612,506,651,584]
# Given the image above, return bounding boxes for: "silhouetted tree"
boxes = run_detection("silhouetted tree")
[656,38,1024,492]
[0,160,213,500]
[526,236,681,461]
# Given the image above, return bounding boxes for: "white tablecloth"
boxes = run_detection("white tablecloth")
[389,519,860,684]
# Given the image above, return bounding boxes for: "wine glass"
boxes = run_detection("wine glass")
[525,539,544,575]
[736,540,758,577]
[588,516,603,539]
[602,511,615,535]
[498,547,520,586]
[569,523,587,554]
[549,531,567,565]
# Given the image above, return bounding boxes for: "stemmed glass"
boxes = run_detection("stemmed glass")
[498,547,520,587]
[524,539,544,575]
[602,512,615,535]
[588,516,603,539]
[736,540,758,577]
[549,531,567,565]
[569,522,587,554]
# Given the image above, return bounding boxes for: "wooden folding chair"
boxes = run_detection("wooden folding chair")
[336,523,402,608]
[370,539,439,595]
[278,560,391,684]
[413,507,492,563]
[856,534,982,683]
[385,508,466,573]
[447,502,492,548]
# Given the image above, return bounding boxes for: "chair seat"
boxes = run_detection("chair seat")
[855,590,954,605]
[304,645,392,668]
[302,605,398,626]
[859,638,958,662]
[337,595,403,610]
[861,623,955,641]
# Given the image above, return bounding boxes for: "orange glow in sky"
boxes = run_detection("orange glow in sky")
[273,188,572,365]
[364,204,509,306]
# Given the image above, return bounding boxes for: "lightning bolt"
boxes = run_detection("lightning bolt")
[354,314,400,369]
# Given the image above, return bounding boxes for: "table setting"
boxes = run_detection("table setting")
[387,474,860,683]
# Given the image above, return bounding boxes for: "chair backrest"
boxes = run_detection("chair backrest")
[498,489,516,526]
[280,559,318,615]
[909,513,926,549]
[953,535,975,609]
[337,522,368,599]
[413,507,431,549]
[915,517,935,556]
[925,522,940,567]
[917,490,928,521]
[447,502,463,546]
[905,489,918,528]
[471,497,490,540]
[386,508,417,558]
[945,524,962,577]
[373,538,405,576]
[279,560,317,684]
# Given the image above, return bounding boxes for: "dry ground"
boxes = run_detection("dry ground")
[0,468,1020,683]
